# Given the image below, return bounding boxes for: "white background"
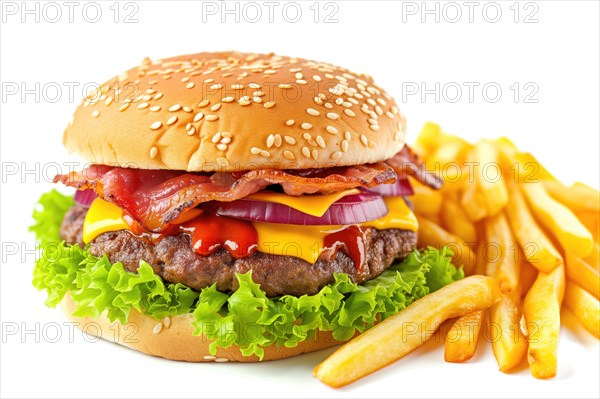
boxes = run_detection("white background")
[1,1,599,398]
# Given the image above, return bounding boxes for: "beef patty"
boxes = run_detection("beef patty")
[60,204,417,297]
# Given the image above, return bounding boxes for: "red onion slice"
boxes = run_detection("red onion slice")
[362,178,413,197]
[211,192,388,225]
[74,189,98,208]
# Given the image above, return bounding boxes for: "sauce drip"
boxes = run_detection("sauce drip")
[181,213,258,259]
[323,225,367,271]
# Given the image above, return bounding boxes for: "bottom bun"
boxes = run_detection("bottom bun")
[60,293,348,362]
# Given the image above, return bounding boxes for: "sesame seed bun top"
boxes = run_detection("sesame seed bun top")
[63,51,407,171]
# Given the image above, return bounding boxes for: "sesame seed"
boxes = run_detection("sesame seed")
[249,83,261,89]
[301,147,311,158]
[368,118,379,125]
[149,146,158,158]
[312,149,318,160]
[253,96,262,103]
[335,98,344,105]
[187,126,196,136]
[295,72,303,80]
[204,355,217,361]
[193,112,204,122]
[303,133,312,141]
[181,77,190,82]
[169,104,181,112]
[260,150,270,158]
[212,133,222,143]
[215,358,229,363]
[367,98,377,106]
[325,73,334,79]
[163,316,171,328]
[326,112,339,120]
[342,140,349,152]
[231,84,244,90]
[377,98,387,106]
[289,67,302,73]
[221,132,232,138]
[316,136,326,148]
[285,119,295,126]
[313,96,323,105]
[216,143,227,151]
[222,96,235,103]
[375,106,383,115]
[183,106,192,113]
[325,126,339,136]
[284,136,296,145]
[142,94,152,101]
[386,111,395,118]
[150,121,162,130]
[153,92,164,100]
[392,106,399,114]
[284,150,295,160]
[137,102,149,109]
[279,84,292,89]
[345,131,351,141]
[296,80,307,85]
[239,99,251,106]
[274,134,282,147]
[307,108,320,116]
[344,109,356,117]
[198,100,210,108]
[92,110,100,117]
[324,103,333,109]
[210,84,222,90]
[149,105,161,112]
[360,134,368,147]
[204,78,214,83]
[221,137,231,144]
[313,75,322,82]
[301,123,312,130]
[206,115,219,121]
[166,116,178,126]
[105,97,113,106]
[267,134,275,148]
[264,101,276,109]
[370,124,380,131]
[152,322,162,334]
[253,91,265,97]
[211,103,222,111]
[118,103,130,112]
[348,98,359,105]
[331,151,342,160]
[370,111,378,120]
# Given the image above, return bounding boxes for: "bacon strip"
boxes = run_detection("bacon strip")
[386,146,443,190]
[54,163,396,231]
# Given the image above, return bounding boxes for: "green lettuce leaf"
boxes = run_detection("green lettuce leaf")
[32,190,463,360]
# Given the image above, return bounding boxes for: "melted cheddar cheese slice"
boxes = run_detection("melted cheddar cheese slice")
[83,195,418,264]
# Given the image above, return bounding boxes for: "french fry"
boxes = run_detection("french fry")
[473,140,509,216]
[577,211,600,242]
[583,242,599,271]
[415,121,443,156]
[563,280,600,339]
[314,276,501,388]
[444,310,486,363]
[489,293,528,371]
[521,183,594,258]
[417,216,477,275]
[565,253,599,299]
[505,183,563,272]
[520,262,538,296]
[484,213,519,294]
[544,180,600,213]
[412,185,443,216]
[441,200,478,243]
[523,264,565,379]
[461,182,488,222]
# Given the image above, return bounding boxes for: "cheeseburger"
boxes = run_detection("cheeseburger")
[32,51,461,362]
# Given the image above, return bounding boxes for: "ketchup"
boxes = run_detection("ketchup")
[181,213,258,259]
[323,225,367,271]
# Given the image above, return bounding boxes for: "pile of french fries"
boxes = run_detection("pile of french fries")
[314,122,599,387]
